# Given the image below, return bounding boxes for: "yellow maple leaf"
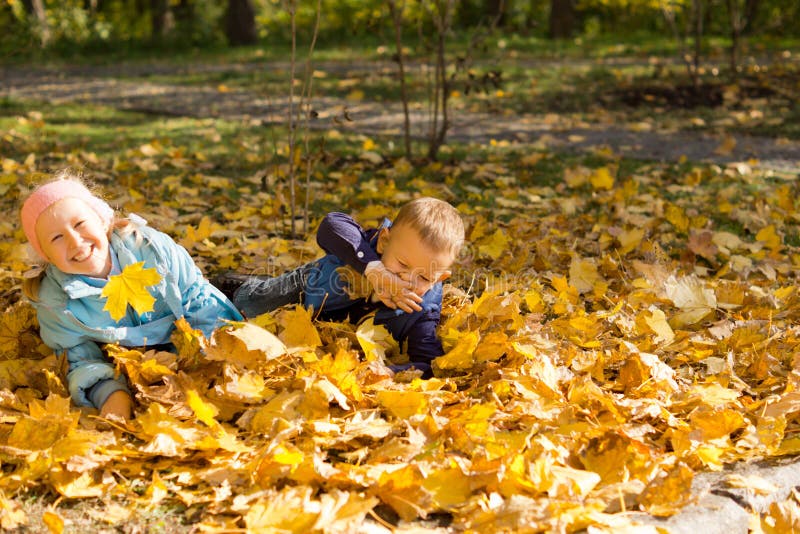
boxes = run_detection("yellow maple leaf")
[762,499,800,534]
[0,493,27,529]
[376,390,428,419]
[617,227,644,255]
[478,228,509,260]
[50,469,111,498]
[186,389,219,428]
[664,203,689,233]
[375,465,432,521]
[43,510,64,533]
[170,317,208,367]
[101,261,161,321]
[714,134,737,155]
[756,224,782,252]
[421,467,472,508]
[640,307,675,345]
[547,465,601,499]
[356,316,398,362]
[638,463,694,516]
[589,166,614,190]
[433,330,479,371]
[0,302,43,360]
[207,322,287,367]
[569,256,603,295]
[180,216,222,249]
[523,287,546,313]
[278,305,322,349]
[245,488,317,532]
[663,275,716,327]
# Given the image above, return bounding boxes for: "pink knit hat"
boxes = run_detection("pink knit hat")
[21,179,114,260]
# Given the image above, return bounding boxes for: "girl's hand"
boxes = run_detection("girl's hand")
[100,390,133,421]
[364,261,423,313]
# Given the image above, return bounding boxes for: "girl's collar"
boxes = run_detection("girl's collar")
[46,245,121,298]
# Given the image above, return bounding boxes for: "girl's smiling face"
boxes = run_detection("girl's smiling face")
[35,197,112,278]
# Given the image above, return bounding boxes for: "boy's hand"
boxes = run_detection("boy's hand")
[365,261,423,313]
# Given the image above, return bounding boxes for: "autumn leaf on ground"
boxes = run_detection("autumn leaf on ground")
[206,322,287,367]
[688,229,719,262]
[761,495,800,534]
[101,261,161,321]
[714,134,737,155]
[180,215,224,249]
[724,473,777,496]
[569,256,603,295]
[590,166,615,190]
[277,305,322,349]
[638,307,675,345]
[0,303,43,360]
[664,204,689,233]
[0,491,27,529]
[637,463,694,516]
[477,228,510,260]
[434,330,480,372]
[376,389,429,419]
[42,510,64,534]
[662,275,716,327]
[756,224,782,252]
[186,388,219,428]
[616,227,645,255]
[356,316,398,362]
[170,317,208,368]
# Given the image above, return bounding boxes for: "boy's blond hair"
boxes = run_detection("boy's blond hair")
[392,197,464,258]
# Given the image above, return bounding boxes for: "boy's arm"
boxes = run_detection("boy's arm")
[316,212,380,272]
[318,213,420,311]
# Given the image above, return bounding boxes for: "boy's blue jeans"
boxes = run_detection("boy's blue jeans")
[232,264,311,318]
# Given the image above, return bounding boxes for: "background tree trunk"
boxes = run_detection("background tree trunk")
[486,0,509,27]
[225,0,258,46]
[741,0,760,34]
[549,0,575,39]
[150,0,171,38]
[21,0,50,46]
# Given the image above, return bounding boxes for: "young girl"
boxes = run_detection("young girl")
[21,170,242,420]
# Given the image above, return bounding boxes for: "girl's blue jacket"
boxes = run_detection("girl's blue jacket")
[31,223,242,408]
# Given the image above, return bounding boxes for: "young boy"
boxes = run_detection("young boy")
[216,197,464,377]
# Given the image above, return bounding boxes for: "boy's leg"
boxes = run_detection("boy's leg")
[232,264,310,318]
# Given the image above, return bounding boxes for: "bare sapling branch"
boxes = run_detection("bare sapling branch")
[301,0,323,235]
[388,0,412,159]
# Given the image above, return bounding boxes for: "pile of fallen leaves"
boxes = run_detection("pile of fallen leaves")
[2,138,800,532]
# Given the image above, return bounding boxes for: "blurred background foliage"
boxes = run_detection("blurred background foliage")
[1,0,798,59]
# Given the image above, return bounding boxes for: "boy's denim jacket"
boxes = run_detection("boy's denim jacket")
[304,212,445,370]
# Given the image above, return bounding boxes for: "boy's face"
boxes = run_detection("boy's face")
[35,197,112,278]
[377,223,454,297]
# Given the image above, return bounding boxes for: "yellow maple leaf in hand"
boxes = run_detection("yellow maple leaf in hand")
[101,261,161,321]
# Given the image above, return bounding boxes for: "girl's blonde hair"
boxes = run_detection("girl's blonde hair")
[21,169,139,301]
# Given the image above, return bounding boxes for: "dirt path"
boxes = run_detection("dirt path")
[2,63,799,172]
